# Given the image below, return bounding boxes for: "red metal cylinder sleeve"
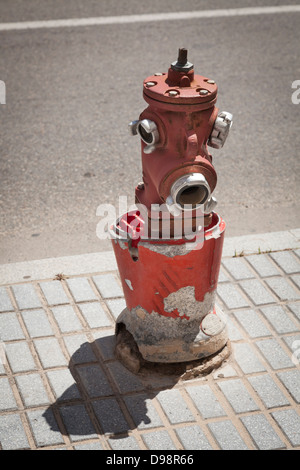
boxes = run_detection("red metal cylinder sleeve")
[112,212,227,363]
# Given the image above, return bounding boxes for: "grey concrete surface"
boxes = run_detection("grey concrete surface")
[0,238,299,450]
[0,1,300,263]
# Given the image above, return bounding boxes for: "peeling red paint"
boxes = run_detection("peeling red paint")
[112,213,225,320]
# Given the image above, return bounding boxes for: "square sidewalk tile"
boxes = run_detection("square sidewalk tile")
[76,364,113,398]
[0,287,14,312]
[241,414,285,450]
[92,398,129,435]
[232,309,271,338]
[78,302,113,328]
[5,341,37,373]
[246,255,280,278]
[239,279,276,305]
[260,305,299,334]
[217,284,249,309]
[232,342,266,374]
[142,430,177,450]
[34,338,68,368]
[265,278,300,301]
[270,251,300,274]
[271,409,300,447]
[39,280,69,305]
[66,278,98,302]
[175,425,213,450]
[21,309,54,338]
[27,408,64,447]
[0,414,30,450]
[247,374,290,409]
[59,404,98,442]
[186,384,226,419]
[0,312,25,341]
[16,373,50,407]
[124,394,163,430]
[51,305,83,333]
[222,258,255,280]
[63,334,96,364]
[108,435,140,450]
[46,368,81,402]
[12,284,42,310]
[208,420,248,450]
[276,370,300,403]
[218,379,259,414]
[0,377,18,411]
[255,338,294,370]
[93,274,123,299]
[156,389,195,424]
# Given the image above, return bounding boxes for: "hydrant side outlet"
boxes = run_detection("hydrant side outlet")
[111,49,233,371]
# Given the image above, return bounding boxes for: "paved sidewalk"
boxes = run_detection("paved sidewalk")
[0,230,300,450]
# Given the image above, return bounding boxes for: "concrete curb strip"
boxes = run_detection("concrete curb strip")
[0,229,299,285]
[0,251,117,285]
[222,228,300,258]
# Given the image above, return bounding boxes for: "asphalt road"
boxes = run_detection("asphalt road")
[0,0,300,263]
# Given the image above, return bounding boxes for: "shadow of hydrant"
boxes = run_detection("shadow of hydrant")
[42,333,230,441]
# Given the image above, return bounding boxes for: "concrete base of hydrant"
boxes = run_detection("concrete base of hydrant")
[115,321,231,379]
[115,301,229,360]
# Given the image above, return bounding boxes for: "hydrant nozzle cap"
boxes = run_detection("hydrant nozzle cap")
[171,48,194,72]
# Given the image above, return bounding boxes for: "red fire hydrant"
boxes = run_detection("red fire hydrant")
[111,49,233,372]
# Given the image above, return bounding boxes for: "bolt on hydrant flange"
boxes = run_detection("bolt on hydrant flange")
[110,49,233,375]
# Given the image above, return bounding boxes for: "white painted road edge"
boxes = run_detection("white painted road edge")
[0,228,299,285]
[0,5,300,31]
